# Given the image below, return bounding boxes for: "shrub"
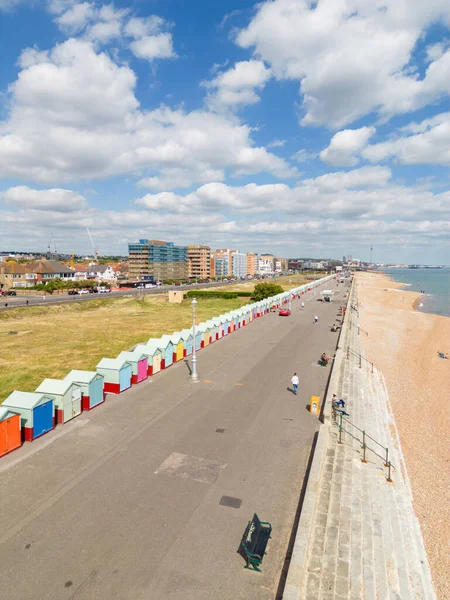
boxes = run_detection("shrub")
[251,282,284,301]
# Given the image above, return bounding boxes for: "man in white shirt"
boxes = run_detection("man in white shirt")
[291,372,299,395]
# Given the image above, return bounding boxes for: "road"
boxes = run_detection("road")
[0,277,309,310]
[0,282,346,600]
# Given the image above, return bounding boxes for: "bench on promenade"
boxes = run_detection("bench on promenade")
[240,513,272,572]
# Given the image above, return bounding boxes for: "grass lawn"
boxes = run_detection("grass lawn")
[0,294,251,403]
[207,274,314,293]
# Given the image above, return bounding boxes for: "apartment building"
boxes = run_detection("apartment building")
[211,249,234,277]
[128,239,188,281]
[231,251,247,278]
[246,253,258,276]
[187,245,211,279]
[274,257,288,273]
[0,259,75,289]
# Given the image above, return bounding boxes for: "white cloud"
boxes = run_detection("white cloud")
[292,149,316,163]
[204,60,272,111]
[124,16,165,38]
[320,126,376,166]
[55,1,95,33]
[129,33,175,62]
[267,139,285,148]
[236,0,450,128]
[363,113,450,165]
[0,186,88,212]
[0,38,294,187]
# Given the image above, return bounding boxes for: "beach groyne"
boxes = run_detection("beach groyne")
[282,280,436,600]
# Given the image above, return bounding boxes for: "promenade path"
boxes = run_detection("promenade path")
[0,283,346,600]
[283,283,435,600]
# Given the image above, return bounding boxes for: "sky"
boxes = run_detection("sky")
[0,0,449,264]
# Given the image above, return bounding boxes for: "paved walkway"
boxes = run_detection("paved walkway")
[284,284,435,600]
[0,282,346,600]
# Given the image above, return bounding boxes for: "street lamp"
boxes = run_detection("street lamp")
[288,291,292,312]
[190,297,199,382]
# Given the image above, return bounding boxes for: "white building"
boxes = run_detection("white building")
[231,252,247,278]
[258,255,274,275]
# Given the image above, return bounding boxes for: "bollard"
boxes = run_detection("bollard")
[384,448,389,468]
[359,355,362,368]
[361,431,368,463]
[387,461,393,483]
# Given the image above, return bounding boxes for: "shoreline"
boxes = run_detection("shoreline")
[356,271,449,600]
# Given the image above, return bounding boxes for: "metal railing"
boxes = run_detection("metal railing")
[357,326,369,336]
[333,408,394,482]
[346,346,374,373]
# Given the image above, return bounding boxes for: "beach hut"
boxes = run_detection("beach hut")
[193,325,203,351]
[180,329,194,356]
[206,320,218,343]
[200,323,211,348]
[135,341,162,376]
[64,370,104,411]
[0,406,22,457]
[231,311,240,330]
[96,358,132,394]
[2,391,54,442]
[117,351,148,384]
[155,336,174,369]
[212,318,224,340]
[221,315,230,335]
[170,332,185,362]
[35,379,82,425]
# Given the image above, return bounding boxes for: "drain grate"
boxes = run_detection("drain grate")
[216,428,225,433]
[219,496,242,509]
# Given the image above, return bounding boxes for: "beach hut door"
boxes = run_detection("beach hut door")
[33,400,53,438]
[90,377,103,408]
[71,387,82,418]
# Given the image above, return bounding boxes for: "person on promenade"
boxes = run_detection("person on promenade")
[314,315,318,323]
[301,301,304,310]
[291,372,299,395]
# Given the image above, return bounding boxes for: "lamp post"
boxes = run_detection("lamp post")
[288,291,292,312]
[191,297,199,382]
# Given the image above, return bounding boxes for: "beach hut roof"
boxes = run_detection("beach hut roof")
[65,370,98,384]
[3,391,51,410]
[145,339,164,353]
[0,406,19,420]
[96,358,128,370]
[170,332,183,344]
[117,350,146,363]
[36,378,74,395]
[159,334,173,345]
[196,322,208,332]
[180,328,193,339]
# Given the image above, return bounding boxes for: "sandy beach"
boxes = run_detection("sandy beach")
[356,271,449,600]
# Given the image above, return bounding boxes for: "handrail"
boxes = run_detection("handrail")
[357,326,369,336]
[346,347,374,373]
[332,407,394,483]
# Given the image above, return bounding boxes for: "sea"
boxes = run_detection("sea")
[381,268,450,318]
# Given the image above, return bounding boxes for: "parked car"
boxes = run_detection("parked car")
[279,309,291,316]
[68,290,79,295]
[98,287,111,293]
[79,289,89,294]
[88,288,98,293]
[7,290,17,296]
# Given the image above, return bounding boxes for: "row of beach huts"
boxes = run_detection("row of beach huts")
[0,276,334,458]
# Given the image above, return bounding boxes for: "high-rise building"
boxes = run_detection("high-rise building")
[128,239,188,281]
[246,253,258,276]
[231,251,247,277]
[274,257,288,273]
[211,249,235,277]
[187,245,211,279]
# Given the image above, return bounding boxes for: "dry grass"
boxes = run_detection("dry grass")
[0,294,249,403]
[207,274,312,293]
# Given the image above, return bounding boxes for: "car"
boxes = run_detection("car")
[279,309,291,316]
[7,290,17,296]
[88,288,98,293]
[68,290,79,295]
[98,287,111,293]
[79,289,89,294]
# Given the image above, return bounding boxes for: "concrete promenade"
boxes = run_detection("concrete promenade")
[0,282,345,600]
[283,283,435,600]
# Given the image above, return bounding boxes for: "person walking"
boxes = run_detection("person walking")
[291,372,299,395]
[301,301,304,310]
[314,315,318,324]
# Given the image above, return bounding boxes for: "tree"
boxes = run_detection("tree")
[251,282,284,301]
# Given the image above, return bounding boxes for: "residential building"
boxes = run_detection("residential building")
[287,259,304,271]
[187,245,211,279]
[211,249,234,277]
[231,251,247,278]
[274,257,288,273]
[128,239,188,281]
[87,265,116,281]
[246,253,258,276]
[0,259,75,289]
[258,254,275,275]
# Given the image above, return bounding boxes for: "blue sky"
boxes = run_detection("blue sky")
[0,0,449,264]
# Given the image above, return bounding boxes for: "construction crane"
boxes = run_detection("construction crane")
[47,234,53,259]
[70,253,75,270]
[86,227,99,262]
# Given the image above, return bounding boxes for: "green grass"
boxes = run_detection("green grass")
[0,294,249,403]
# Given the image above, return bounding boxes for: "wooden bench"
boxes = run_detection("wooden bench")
[240,513,272,572]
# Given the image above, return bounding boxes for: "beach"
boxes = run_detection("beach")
[356,271,449,599]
